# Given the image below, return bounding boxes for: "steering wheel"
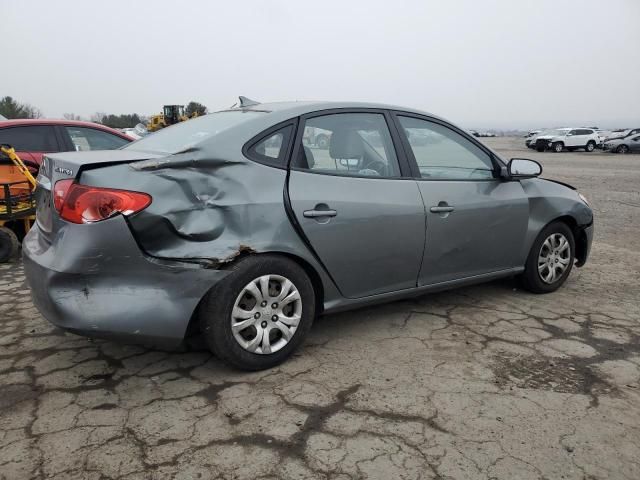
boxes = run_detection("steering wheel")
[362,159,388,176]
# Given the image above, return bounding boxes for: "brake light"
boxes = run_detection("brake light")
[53,180,152,224]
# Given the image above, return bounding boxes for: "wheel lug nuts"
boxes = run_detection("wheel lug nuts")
[272,315,278,321]
[261,321,267,328]
[272,303,278,309]
[261,301,267,307]
[254,312,261,319]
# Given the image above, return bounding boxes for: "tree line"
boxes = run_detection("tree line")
[0,96,42,119]
[1,97,208,128]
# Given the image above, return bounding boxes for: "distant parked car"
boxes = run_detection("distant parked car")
[603,134,640,154]
[604,128,640,142]
[595,130,613,147]
[0,119,132,171]
[535,128,600,153]
[525,130,543,149]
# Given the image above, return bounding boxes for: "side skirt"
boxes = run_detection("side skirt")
[322,267,524,314]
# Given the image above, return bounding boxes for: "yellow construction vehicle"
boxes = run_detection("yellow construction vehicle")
[146,105,199,132]
[0,145,37,262]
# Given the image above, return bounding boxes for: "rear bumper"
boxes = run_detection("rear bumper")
[22,215,229,347]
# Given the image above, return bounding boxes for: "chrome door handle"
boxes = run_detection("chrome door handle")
[303,209,337,218]
[430,206,454,213]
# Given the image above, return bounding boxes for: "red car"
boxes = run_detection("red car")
[0,119,133,171]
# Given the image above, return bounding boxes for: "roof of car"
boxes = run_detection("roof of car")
[226,100,444,120]
[0,118,131,137]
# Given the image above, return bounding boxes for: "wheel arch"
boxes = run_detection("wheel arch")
[545,215,589,267]
[184,250,326,340]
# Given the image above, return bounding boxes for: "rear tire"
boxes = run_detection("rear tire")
[617,145,629,154]
[553,142,564,153]
[0,227,19,263]
[199,255,315,370]
[585,141,596,152]
[520,221,575,294]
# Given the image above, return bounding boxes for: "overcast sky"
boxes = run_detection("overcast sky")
[2,0,639,129]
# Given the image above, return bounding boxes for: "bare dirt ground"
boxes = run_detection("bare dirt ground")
[1,138,639,479]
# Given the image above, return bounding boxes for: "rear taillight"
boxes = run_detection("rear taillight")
[53,180,152,224]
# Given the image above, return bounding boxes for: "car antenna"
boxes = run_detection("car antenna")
[238,96,260,108]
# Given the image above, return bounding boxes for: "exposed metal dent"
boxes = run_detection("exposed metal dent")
[157,244,259,269]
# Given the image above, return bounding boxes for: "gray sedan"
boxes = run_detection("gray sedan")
[603,134,640,153]
[23,99,594,370]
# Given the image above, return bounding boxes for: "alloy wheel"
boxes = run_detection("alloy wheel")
[537,233,571,284]
[230,274,302,354]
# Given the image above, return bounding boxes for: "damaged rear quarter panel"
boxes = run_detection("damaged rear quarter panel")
[79,140,335,295]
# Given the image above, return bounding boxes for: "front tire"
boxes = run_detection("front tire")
[553,142,564,153]
[585,141,596,152]
[199,255,315,370]
[520,221,575,294]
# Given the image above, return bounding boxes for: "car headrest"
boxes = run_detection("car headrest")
[329,130,364,159]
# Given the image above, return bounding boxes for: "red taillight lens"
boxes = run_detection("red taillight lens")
[53,181,152,224]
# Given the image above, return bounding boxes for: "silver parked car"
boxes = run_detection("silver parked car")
[23,99,594,370]
[603,134,640,153]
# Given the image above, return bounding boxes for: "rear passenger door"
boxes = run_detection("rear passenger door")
[287,110,426,298]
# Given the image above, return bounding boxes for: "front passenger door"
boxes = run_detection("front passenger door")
[395,115,529,286]
[565,129,581,147]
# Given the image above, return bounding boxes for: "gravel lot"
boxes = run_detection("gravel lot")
[1,137,639,479]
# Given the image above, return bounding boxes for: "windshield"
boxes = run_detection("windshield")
[124,110,265,154]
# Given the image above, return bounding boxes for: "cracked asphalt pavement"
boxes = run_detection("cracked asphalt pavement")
[2,137,640,479]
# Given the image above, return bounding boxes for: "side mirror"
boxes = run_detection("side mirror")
[508,158,542,179]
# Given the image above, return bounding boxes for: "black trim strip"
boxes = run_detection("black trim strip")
[282,132,345,297]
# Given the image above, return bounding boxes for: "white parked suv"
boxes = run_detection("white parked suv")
[534,128,600,153]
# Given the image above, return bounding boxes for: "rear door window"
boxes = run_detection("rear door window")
[294,113,401,177]
[0,125,59,151]
[64,126,129,151]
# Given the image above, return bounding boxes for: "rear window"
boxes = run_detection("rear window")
[124,110,265,154]
[65,126,129,151]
